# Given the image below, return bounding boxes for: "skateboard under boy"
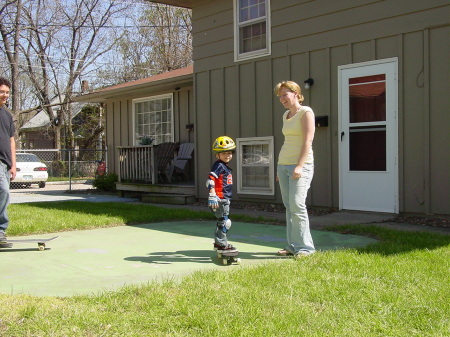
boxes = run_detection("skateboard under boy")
[215,247,241,265]
[0,236,60,251]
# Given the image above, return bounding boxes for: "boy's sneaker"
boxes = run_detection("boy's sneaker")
[214,243,236,251]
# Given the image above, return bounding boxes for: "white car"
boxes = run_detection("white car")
[12,153,48,188]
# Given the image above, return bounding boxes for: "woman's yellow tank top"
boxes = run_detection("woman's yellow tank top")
[277,106,314,165]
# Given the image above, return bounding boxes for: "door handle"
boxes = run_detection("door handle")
[341,131,345,141]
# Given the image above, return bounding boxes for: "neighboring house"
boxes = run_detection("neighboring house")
[20,96,89,149]
[73,65,195,190]
[77,1,449,216]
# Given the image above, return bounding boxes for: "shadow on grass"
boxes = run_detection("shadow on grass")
[130,221,378,255]
[0,247,52,252]
[326,224,450,255]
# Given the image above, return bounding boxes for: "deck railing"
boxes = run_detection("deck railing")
[117,146,156,184]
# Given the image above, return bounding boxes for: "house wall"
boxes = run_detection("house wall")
[192,0,449,215]
[20,130,54,149]
[104,86,194,175]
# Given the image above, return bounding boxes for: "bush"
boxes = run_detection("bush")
[92,173,118,191]
[49,160,67,177]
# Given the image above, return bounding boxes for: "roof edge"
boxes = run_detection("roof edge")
[73,65,193,103]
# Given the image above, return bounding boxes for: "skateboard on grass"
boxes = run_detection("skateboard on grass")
[215,248,241,265]
[0,236,60,251]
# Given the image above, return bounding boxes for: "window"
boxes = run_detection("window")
[16,153,40,162]
[133,94,174,145]
[236,136,274,195]
[234,0,271,62]
[348,74,387,171]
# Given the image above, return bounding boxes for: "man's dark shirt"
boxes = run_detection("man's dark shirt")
[0,106,15,168]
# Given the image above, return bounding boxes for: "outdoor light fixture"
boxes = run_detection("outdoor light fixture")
[304,78,314,90]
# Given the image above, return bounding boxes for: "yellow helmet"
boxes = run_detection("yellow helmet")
[212,136,236,153]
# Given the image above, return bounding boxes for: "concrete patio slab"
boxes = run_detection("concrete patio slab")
[0,220,377,297]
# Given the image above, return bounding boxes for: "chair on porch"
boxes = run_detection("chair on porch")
[172,142,194,181]
[154,142,179,183]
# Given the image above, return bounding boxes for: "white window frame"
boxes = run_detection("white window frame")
[236,136,274,195]
[132,93,174,146]
[233,0,271,62]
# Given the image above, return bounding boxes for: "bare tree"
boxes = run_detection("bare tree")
[95,29,156,86]
[147,4,192,72]
[1,1,191,151]
[96,3,192,87]
[1,0,130,151]
[0,0,24,117]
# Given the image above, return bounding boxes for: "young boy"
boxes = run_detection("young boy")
[206,136,236,251]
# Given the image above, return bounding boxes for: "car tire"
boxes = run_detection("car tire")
[38,182,46,188]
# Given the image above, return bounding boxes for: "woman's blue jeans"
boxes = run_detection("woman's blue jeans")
[277,163,315,255]
[0,162,10,233]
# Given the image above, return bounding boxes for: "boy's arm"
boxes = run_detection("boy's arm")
[206,176,219,209]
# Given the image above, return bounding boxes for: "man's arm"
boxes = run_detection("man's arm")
[9,136,16,180]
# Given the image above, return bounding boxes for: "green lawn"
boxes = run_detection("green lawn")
[5,201,268,236]
[1,202,449,336]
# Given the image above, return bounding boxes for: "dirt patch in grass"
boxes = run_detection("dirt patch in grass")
[68,190,450,230]
[194,200,333,216]
[203,201,449,229]
[385,216,450,229]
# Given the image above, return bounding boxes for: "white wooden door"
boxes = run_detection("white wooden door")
[339,58,398,213]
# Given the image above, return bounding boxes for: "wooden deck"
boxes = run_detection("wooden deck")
[117,145,156,184]
[116,144,196,204]
[117,143,188,184]
[116,181,195,195]
[116,182,196,205]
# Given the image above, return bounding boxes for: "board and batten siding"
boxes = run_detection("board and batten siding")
[193,0,449,215]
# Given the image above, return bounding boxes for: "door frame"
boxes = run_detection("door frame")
[338,57,399,213]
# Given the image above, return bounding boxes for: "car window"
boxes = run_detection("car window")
[16,154,40,162]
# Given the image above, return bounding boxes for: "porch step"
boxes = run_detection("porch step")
[116,182,195,195]
[141,193,196,205]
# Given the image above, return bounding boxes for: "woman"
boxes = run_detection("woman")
[274,80,315,257]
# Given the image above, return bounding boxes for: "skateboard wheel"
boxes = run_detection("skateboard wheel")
[38,243,45,251]
[217,252,222,258]
[222,258,228,265]
[235,258,241,265]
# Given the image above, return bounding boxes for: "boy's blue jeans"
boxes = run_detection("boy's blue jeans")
[210,199,230,247]
[0,162,10,233]
[277,163,315,255]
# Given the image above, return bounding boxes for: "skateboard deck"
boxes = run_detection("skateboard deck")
[215,249,241,265]
[0,236,60,251]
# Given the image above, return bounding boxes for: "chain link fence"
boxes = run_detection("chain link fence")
[11,149,107,192]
